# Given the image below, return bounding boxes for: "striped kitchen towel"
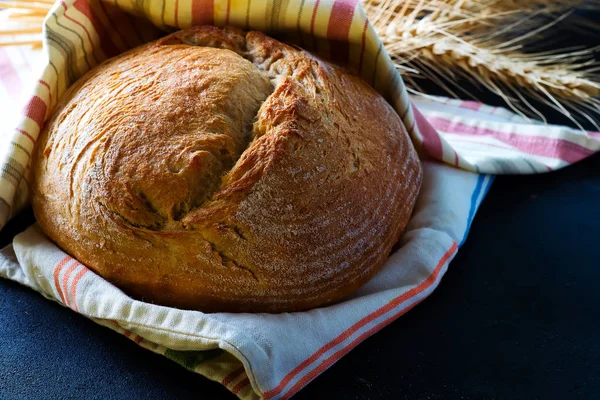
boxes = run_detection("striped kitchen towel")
[1,161,493,400]
[411,96,600,173]
[0,0,597,399]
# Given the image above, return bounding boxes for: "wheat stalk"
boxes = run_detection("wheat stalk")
[364,0,600,127]
[0,0,52,48]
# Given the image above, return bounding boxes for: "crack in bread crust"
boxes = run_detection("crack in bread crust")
[32,26,423,313]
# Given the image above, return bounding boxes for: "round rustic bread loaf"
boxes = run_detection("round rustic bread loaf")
[32,26,423,313]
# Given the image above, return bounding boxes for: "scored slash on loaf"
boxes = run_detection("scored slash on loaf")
[32,26,422,313]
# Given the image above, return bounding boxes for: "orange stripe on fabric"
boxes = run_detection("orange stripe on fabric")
[232,377,250,395]
[37,80,51,91]
[73,0,119,58]
[309,0,321,51]
[326,0,356,64]
[174,0,179,26]
[310,0,320,35]
[284,300,425,399]
[38,80,52,102]
[16,128,35,143]
[265,242,458,399]
[222,366,245,387]
[60,1,100,65]
[192,0,214,24]
[70,267,88,312]
[22,96,47,128]
[61,261,80,307]
[134,336,143,344]
[281,243,458,399]
[52,256,71,304]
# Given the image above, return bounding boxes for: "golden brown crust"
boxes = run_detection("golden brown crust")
[32,26,423,313]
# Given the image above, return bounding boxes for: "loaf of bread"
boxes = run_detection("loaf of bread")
[32,26,422,313]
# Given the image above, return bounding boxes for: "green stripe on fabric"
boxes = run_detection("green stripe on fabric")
[400,103,410,120]
[6,157,25,176]
[280,0,293,29]
[47,60,63,104]
[264,0,273,28]
[492,159,517,174]
[10,142,31,157]
[292,0,307,48]
[52,12,92,71]
[245,0,252,29]
[383,63,397,103]
[296,0,306,31]
[270,0,283,30]
[160,0,167,27]
[46,26,78,85]
[371,42,382,87]
[1,165,22,187]
[164,348,224,371]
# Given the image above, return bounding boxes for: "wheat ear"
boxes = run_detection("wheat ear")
[364,0,600,125]
[0,0,52,48]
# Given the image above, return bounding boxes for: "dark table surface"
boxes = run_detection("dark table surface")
[1,152,599,399]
